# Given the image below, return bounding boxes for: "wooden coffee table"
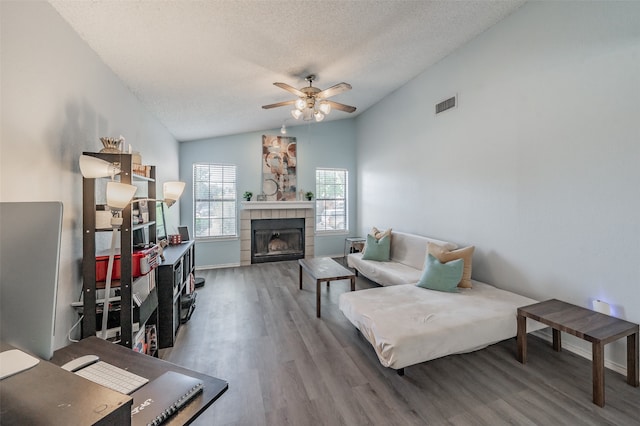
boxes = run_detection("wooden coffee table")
[298,257,355,318]
[517,299,639,407]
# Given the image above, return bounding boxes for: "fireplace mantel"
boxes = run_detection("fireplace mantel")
[241,201,314,210]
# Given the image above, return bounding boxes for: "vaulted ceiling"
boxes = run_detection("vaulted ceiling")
[49,0,525,141]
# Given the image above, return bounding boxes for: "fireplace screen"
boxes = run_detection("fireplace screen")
[251,218,304,263]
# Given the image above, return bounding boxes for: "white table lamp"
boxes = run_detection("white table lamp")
[101,182,137,339]
[79,154,121,179]
[162,181,186,207]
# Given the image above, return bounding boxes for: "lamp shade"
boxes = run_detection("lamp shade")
[79,155,121,178]
[163,181,186,207]
[295,98,306,111]
[302,108,314,121]
[291,109,302,120]
[106,182,137,210]
[319,101,332,115]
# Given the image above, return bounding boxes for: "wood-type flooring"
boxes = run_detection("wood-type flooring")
[162,260,639,425]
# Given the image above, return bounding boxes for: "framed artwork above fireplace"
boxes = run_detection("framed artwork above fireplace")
[262,135,297,201]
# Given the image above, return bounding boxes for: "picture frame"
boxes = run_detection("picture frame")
[262,135,297,201]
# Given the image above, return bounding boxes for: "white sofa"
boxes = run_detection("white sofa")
[341,230,545,374]
[346,231,457,286]
[339,281,545,373]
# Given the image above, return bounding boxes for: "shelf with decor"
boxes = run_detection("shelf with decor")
[81,152,160,355]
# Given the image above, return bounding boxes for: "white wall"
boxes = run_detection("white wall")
[1,1,180,350]
[179,119,357,268]
[356,1,640,369]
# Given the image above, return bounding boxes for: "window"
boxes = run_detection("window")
[315,168,348,232]
[193,163,237,238]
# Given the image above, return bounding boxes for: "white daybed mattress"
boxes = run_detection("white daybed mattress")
[338,281,546,370]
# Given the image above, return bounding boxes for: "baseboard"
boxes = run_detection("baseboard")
[195,257,349,271]
[195,262,240,270]
[531,329,627,376]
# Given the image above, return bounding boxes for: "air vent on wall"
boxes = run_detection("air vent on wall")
[435,95,457,115]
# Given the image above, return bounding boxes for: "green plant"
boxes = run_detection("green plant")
[305,191,314,200]
[243,191,253,200]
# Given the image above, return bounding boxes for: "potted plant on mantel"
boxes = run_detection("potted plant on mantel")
[243,191,253,201]
[305,191,314,201]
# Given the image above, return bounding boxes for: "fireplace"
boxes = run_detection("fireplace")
[240,201,314,266]
[251,218,305,264]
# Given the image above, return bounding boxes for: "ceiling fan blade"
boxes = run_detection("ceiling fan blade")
[262,99,296,109]
[273,82,306,98]
[326,100,356,113]
[316,82,352,99]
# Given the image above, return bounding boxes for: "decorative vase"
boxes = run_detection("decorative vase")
[99,137,123,153]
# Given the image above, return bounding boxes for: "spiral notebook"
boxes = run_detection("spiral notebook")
[131,371,204,425]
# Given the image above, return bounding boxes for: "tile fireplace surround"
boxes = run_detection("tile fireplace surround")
[240,201,314,266]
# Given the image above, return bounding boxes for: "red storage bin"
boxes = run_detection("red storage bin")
[95,245,159,282]
[95,253,143,282]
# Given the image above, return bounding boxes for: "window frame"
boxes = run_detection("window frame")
[192,162,238,240]
[314,168,348,234]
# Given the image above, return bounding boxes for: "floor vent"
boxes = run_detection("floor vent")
[435,95,457,114]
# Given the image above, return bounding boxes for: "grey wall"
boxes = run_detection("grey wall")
[179,119,357,268]
[1,1,180,350]
[355,1,640,369]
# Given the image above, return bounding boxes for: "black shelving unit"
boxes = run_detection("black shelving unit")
[81,152,159,351]
[156,241,195,349]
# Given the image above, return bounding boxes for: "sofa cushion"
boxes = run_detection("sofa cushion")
[348,252,423,286]
[428,243,475,288]
[362,234,391,261]
[390,231,457,270]
[416,254,463,292]
[371,226,392,240]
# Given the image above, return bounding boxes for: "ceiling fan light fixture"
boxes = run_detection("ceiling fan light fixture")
[263,75,356,123]
[302,108,314,121]
[280,123,287,134]
[295,98,306,111]
[319,101,331,115]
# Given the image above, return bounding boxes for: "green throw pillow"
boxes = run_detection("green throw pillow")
[361,234,391,261]
[416,254,463,292]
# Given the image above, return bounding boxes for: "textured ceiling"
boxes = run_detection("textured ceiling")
[48,0,525,141]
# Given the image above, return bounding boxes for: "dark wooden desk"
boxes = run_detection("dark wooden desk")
[517,299,639,407]
[1,341,131,425]
[299,257,355,318]
[50,336,228,425]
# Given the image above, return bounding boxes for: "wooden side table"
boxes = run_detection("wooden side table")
[298,257,356,318]
[517,299,639,407]
[344,237,366,258]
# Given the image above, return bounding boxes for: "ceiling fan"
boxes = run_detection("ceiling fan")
[262,75,356,122]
